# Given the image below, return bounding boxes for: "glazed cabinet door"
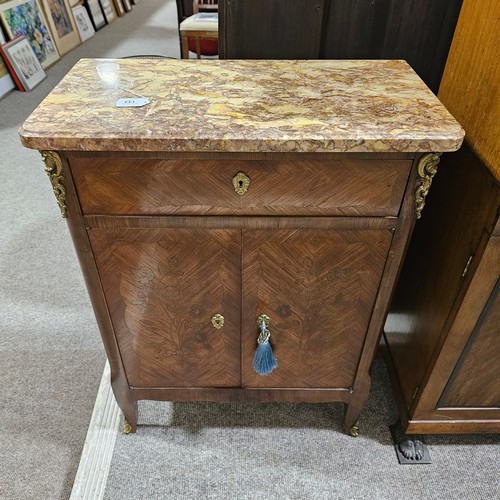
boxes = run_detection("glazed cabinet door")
[89,228,241,388]
[241,228,393,388]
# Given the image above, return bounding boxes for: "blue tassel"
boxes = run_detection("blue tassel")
[253,339,278,375]
[253,321,277,375]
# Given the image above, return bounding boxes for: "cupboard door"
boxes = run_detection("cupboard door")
[89,228,241,388]
[242,228,392,388]
[440,279,500,408]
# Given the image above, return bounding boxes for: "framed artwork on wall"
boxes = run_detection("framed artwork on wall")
[39,0,81,55]
[0,22,7,44]
[84,0,105,30]
[99,0,116,24]
[0,35,46,90]
[112,0,124,17]
[0,56,16,97]
[0,0,59,68]
[71,4,93,42]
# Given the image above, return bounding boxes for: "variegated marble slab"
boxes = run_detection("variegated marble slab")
[19,58,464,153]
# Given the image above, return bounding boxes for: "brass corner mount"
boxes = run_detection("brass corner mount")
[40,150,67,218]
[415,152,441,219]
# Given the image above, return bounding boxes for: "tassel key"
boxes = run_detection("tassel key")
[253,315,278,376]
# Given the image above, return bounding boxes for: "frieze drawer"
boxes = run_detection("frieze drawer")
[70,158,412,216]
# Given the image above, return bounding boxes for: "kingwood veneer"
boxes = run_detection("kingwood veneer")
[19,59,463,435]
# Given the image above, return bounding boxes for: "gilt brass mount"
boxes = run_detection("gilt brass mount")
[40,150,67,218]
[349,420,360,437]
[257,314,270,327]
[123,419,132,434]
[233,172,250,196]
[211,314,225,329]
[415,153,441,219]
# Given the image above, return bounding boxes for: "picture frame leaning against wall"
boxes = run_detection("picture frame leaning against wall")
[0,35,46,90]
[72,3,94,42]
[39,0,81,55]
[84,0,105,31]
[0,0,59,68]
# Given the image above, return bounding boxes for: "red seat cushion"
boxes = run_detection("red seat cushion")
[188,38,219,56]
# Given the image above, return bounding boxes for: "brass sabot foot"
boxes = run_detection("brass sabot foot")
[123,419,132,434]
[349,420,360,437]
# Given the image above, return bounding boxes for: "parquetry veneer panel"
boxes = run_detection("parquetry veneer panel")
[90,228,241,388]
[71,158,411,217]
[241,228,393,389]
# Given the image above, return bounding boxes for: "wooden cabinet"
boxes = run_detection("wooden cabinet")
[19,59,463,435]
[71,153,409,435]
[384,145,500,433]
[383,0,500,435]
[220,0,324,60]
[220,0,463,92]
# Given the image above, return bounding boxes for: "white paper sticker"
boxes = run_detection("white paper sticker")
[116,98,150,108]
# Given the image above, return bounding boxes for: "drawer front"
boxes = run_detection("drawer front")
[71,158,411,216]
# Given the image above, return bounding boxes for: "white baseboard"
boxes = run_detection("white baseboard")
[70,361,121,500]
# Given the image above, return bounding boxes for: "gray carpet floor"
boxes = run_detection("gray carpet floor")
[1,1,499,499]
[104,360,500,500]
[0,1,178,499]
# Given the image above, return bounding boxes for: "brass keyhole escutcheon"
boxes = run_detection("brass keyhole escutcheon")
[211,314,225,329]
[233,172,250,196]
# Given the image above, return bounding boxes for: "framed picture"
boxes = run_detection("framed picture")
[0,23,6,44]
[0,56,16,97]
[39,0,81,55]
[112,0,124,17]
[0,35,46,90]
[98,0,115,24]
[84,0,104,30]
[71,4,93,41]
[122,0,131,12]
[0,0,59,68]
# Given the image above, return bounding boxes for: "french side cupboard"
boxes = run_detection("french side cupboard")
[20,59,463,434]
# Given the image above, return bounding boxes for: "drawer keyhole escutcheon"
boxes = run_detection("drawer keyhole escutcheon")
[211,314,225,329]
[233,172,250,196]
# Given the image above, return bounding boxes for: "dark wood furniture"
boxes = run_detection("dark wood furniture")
[175,0,195,24]
[219,0,463,93]
[383,0,500,434]
[384,145,499,434]
[19,59,463,435]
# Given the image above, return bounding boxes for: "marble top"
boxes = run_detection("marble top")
[19,58,464,153]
